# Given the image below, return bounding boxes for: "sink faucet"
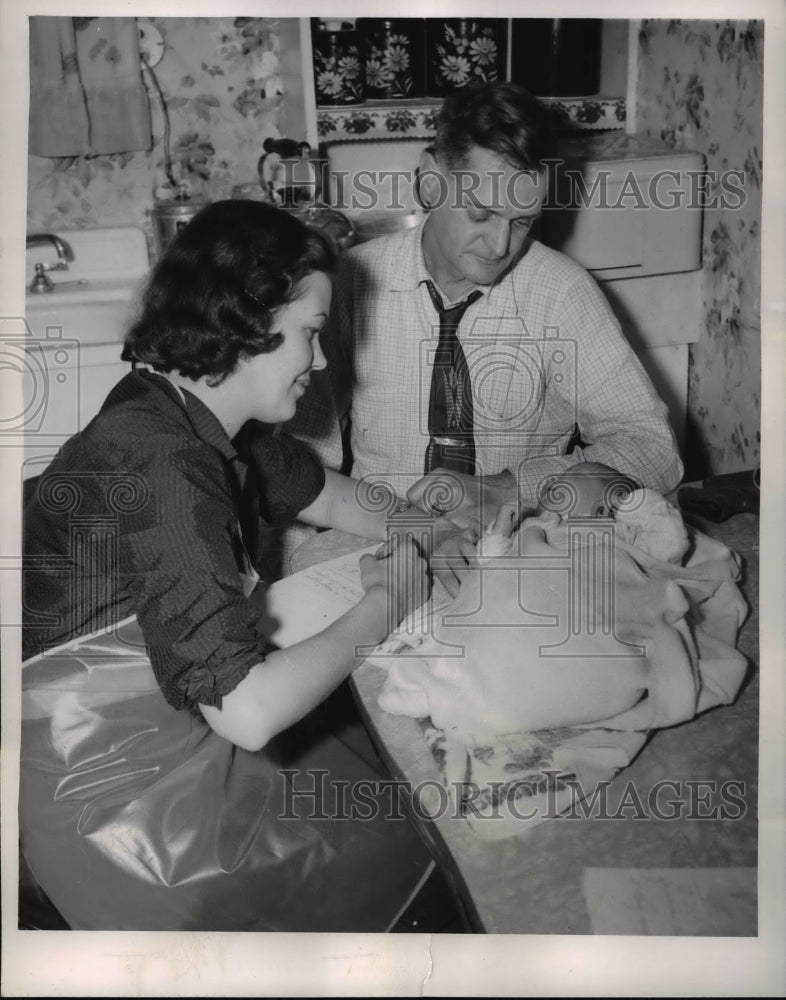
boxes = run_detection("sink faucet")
[27,233,75,265]
[26,233,75,292]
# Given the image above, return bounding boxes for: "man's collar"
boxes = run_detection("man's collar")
[385,216,430,292]
[388,219,488,307]
[384,213,524,315]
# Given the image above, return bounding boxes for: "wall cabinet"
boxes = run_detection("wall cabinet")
[301,18,634,144]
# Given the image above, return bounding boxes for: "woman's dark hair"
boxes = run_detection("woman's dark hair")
[123,200,336,384]
[431,81,556,172]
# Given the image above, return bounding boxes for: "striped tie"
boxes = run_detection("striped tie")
[423,280,482,475]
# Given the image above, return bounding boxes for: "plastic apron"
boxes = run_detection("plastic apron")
[20,615,435,931]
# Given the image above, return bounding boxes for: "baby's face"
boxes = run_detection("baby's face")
[538,463,638,518]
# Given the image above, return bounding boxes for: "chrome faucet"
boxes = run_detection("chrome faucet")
[26,233,76,293]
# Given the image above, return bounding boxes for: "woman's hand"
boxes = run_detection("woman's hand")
[359,534,430,634]
[384,509,479,599]
[202,536,429,753]
[429,522,480,598]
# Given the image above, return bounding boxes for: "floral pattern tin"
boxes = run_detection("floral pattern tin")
[426,19,507,96]
[357,19,426,100]
[311,20,365,107]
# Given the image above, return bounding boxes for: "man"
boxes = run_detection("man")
[288,81,683,568]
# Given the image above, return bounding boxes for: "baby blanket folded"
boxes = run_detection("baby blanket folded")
[371,491,749,838]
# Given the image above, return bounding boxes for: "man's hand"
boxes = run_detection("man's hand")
[406,468,519,535]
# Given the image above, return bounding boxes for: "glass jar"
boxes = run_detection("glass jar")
[426,19,507,97]
[357,18,426,100]
[311,19,365,107]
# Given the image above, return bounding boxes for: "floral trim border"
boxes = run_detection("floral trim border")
[549,97,627,130]
[317,97,626,140]
[317,103,441,139]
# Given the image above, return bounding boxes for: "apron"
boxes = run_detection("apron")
[20,616,435,931]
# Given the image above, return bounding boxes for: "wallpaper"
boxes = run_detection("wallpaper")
[26,17,306,255]
[26,17,764,479]
[636,19,763,478]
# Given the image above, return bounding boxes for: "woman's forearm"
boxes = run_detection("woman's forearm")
[199,587,390,752]
[298,468,391,539]
[299,469,455,549]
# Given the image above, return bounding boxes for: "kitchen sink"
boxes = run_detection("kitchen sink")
[17,227,149,465]
[25,279,142,352]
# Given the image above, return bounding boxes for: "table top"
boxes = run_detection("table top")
[290,510,760,935]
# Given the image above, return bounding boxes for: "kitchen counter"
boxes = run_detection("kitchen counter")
[290,507,760,935]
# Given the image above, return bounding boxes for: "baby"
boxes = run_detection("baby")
[537,461,640,519]
[478,462,690,565]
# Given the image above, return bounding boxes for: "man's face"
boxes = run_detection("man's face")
[420,145,547,299]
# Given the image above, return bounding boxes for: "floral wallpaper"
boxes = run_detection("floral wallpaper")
[27,17,308,256]
[636,19,763,478]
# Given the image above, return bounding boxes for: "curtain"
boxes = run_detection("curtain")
[29,16,152,157]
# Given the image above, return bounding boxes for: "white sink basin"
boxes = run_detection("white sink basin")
[25,225,149,287]
[25,278,142,355]
[18,227,150,458]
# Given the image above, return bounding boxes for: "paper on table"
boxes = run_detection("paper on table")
[263,545,378,648]
[582,866,757,936]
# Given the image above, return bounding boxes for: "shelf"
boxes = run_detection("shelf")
[543,95,627,131]
[316,96,626,143]
[317,99,442,142]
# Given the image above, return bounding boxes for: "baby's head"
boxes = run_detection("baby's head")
[537,463,689,563]
[537,462,640,518]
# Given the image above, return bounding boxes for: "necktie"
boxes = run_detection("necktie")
[423,280,482,475]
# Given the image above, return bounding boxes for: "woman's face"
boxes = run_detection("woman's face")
[238,270,331,424]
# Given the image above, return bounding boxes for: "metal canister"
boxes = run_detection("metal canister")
[291,205,356,252]
[151,195,209,258]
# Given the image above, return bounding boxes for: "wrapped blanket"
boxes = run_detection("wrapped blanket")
[370,490,749,839]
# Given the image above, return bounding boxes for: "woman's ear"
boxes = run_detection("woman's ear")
[416,149,443,210]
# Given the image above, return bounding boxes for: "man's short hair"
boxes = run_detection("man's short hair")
[431,81,556,172]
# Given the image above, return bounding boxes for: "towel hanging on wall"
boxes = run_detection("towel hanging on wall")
[29,16,152,157]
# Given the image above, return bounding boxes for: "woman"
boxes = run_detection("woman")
[20,200,462,932]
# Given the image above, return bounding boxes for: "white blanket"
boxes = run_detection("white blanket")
[370,491,749,838]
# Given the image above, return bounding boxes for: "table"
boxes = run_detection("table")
[290,510,760,935]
